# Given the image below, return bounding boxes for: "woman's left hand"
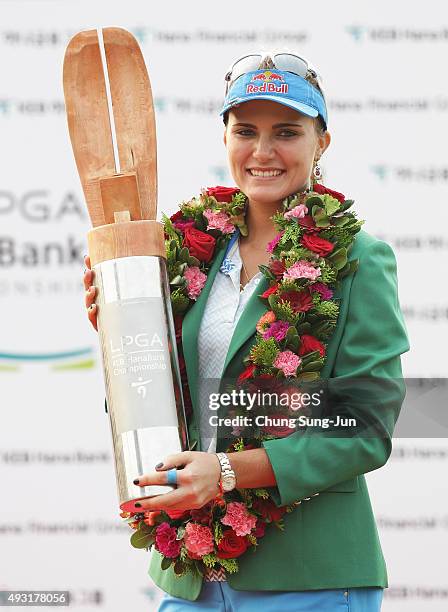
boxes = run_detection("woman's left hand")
[133,451,222,512]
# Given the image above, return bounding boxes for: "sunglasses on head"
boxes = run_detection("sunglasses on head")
[224,52,323,96]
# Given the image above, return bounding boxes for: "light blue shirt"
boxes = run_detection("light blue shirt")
[197,236,262,454]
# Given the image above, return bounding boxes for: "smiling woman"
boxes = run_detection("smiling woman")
[224,100,331,282]
[84,50,409,612]
[224,102,330,205]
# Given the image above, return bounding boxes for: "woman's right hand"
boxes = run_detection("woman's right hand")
[84,255,98,331]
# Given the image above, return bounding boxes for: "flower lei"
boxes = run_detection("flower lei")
[121,183,364,578]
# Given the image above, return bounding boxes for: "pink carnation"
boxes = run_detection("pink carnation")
[284,204,308,220]
[184,522,214,557]
[274,350,302,377]
[155,522,182,558]
[266,231,284,253]
[221,502,257,537]
[184,266,207,300]
[310,281,334,300]
[203,209,235,234]
[283,260,321,281]
[263,320,289,341]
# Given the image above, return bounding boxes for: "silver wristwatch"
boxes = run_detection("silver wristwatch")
[216,452,237,492]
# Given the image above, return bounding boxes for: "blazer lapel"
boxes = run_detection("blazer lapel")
[182,243,358,448]
[181,245,227,448]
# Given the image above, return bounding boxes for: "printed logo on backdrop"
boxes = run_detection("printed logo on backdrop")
[385,586,448,602]
[346,25,448,42]
[131,27,308,45]
[0,99,65,116]
[401,306,448,322]
[370,165,448,183]
[377,516,448,530]
[374,235,448,251]
[0,27,308,47]
[210,166,230,183]
[328,97,448,113]
[148,96,448,117]
[0,450,110,465]
[0,189,93,371]
[0,189,86,269]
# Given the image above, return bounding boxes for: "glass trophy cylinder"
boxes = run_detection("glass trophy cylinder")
[94,255,189,511]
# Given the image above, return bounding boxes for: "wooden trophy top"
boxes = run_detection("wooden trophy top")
[63,27,164,264]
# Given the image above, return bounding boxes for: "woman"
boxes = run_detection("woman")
[84,52,409,611]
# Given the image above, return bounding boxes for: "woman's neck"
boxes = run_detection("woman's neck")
[243,199,282,246]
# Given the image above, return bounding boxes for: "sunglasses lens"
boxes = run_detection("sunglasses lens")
[227,54,263,91]
[225,52,324,97]
[273,53,308,78]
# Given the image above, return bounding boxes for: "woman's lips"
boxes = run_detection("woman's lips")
[246,169,285,179]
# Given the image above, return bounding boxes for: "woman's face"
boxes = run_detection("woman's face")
[224,99,330,206]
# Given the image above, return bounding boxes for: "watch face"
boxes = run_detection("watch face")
[222,475,236,491]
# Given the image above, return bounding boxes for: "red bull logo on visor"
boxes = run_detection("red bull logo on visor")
[247,70,288,94]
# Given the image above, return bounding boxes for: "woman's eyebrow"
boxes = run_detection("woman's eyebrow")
[232,122,303,128]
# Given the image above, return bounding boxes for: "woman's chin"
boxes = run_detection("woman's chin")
[243,185,290,205]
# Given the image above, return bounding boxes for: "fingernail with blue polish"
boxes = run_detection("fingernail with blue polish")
[155,462,163,469]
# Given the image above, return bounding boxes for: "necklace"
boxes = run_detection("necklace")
[240,256,251,291]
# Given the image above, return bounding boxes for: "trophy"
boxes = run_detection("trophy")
[63,27,189,511]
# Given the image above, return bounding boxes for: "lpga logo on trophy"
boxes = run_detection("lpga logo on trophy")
[63,27,189,511]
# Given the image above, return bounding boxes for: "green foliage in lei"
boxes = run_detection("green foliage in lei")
[122,185,364,578]
[162,185,363,379]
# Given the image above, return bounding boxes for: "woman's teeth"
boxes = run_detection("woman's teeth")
[248,169,283,177]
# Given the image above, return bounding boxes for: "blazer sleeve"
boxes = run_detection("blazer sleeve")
[262,239,410,506]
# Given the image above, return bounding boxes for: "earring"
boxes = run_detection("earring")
[313,158,322,182]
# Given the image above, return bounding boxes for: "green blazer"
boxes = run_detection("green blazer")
[148,230,410,601]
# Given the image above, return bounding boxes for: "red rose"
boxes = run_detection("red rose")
[269,259,286,279]
[279,289,313,313]
[237,364,256,384]
[216,530,248,559]
[261,283,279,298]
[246,374,282,397]
[312,184,345,203]
[252,498,287,522]
[253,519,266,539]
[302,234,334,257]
[298,215,320,232]
[183,227,216,263]
[206,186,240,203]
[298,334,326,358]
[170,211,183,223]
[190,502,213,526]
[170,210,196,232]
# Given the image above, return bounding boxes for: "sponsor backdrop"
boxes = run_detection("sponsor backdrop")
[0,0,447,610]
